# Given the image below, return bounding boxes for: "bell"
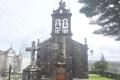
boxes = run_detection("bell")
[56,22,59,27]
[56,20,60,27]
[63,20,67,27]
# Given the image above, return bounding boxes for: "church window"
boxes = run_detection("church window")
[62,19,68,28]
[55,19,61,28]
[62,19,68,33]
[55,19,61,34]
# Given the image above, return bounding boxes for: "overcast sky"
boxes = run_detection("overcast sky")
[0,0,120,66]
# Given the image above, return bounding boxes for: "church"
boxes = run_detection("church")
[22,0,88,80]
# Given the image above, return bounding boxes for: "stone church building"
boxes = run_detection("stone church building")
[22,0,88,80]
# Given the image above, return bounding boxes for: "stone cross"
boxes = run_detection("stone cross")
[26,41,37,66]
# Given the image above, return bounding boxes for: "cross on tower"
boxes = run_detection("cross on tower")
[26,41,37,66]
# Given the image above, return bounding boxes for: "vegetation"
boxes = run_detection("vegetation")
[94,61,108,76]
[89,74,113,80]
[79,0,120,40]
[94,54,108,76]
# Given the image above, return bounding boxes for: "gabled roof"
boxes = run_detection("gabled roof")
[0,50,6,55]
[71,39,88,49]
[6,47,16,54]
[37,38,51,48]
[37,37,88,50]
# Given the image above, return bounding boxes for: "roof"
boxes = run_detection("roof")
[0,50,7,55]
[37,37,88,51]
[72,39,88,49]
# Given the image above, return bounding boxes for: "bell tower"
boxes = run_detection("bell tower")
[51,0,72,37]
[23,0,88,80]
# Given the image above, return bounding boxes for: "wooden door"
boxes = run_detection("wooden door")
[56,64,66,80]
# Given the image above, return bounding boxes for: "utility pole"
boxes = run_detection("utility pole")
[8,65,12,80]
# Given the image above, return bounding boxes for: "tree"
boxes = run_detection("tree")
[94,54,108,76]
[79,0,120,40]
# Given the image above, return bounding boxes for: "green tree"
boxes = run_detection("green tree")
[94,54,108,76]
[79,0,120,40]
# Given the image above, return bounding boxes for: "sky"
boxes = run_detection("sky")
[0,0,120,68]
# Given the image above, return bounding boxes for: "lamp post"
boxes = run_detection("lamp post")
[8,65,12,80]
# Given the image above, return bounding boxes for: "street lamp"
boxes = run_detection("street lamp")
[8,65,12,80]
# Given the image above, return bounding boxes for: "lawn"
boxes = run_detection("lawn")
[89,74,113,80]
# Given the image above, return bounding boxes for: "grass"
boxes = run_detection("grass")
[89,74,113,80]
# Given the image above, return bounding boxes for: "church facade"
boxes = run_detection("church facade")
[23,0,88,80]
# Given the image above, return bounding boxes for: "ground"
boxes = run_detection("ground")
[89,74,113,80]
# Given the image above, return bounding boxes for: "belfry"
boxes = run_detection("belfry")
[22,0,88,80]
